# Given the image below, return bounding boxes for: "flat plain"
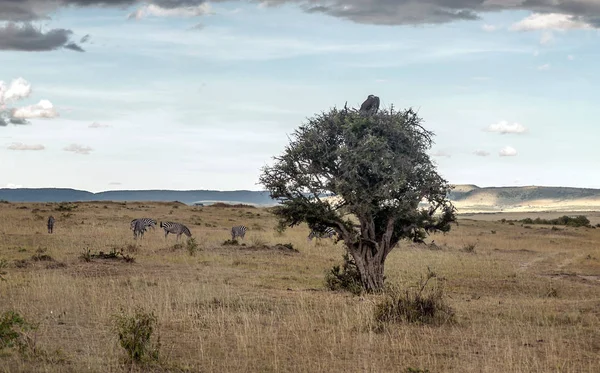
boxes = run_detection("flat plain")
[0,201,599,372]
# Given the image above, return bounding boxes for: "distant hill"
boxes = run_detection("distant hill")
[0,188,277,206]
[3,185,600,213]
[449,184,600,213]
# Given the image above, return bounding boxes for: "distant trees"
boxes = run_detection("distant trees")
[259,101,456,292]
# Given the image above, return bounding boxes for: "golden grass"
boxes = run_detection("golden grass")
[0,201,599,372]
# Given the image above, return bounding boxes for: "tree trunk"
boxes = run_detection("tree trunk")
[348,242,388,292]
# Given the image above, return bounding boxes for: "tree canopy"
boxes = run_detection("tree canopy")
[259,103,456,291]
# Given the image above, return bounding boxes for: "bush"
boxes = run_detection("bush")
[186,237,200,256]
[325,253,363,295]
[0,310,36,352]
[374,269,454,326]
[112,307,161,365]
[461,243,476,254]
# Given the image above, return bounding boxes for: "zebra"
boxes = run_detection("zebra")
[133,219,147,240]
[307,227,336,241]
[160,221,192,241]
[231,225,248,240]
[130,218,157,231]
[47,216,55,234]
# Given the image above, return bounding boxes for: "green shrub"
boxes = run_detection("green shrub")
[324,252,363,295]
[0,311,36,351]
[186,237,200,256]
[112,306,161,365]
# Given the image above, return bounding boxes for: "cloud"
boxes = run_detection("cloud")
[89,121,110,128]
[499,146,518,157]
[4,183,22,189]
[482,24,497,32]
[538,63,551,71]
[7,142,45,151]
[485,121,527,135]
[12,100,59,119]
[0,77,32,107]
[568,54,575,60]
[0,22,84,52]
[431,150,451,158]
[129,3,213,19]
[511,13,594,32]
[64,143,93,155]
[540,30,554,45]
[1,0,600,28]
[473,150,490,157]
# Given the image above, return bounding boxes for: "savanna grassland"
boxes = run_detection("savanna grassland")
[0,201,599,373]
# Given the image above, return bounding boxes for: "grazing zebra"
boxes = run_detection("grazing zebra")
[307,227,336,241]
[47,216,55,234]
[130,218,157,231]
[160,221,192,241]
[231,225,248,240]
[133,219,146,240]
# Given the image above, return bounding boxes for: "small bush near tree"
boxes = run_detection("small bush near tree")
[112,307,161,366]
[374,268,455,327]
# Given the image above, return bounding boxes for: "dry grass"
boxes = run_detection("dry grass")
[0,201,599,372]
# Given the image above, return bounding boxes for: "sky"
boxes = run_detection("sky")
[1,1,599,192]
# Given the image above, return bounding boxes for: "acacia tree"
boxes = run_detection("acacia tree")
[259,103,457,292]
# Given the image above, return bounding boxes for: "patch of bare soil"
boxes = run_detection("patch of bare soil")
[541,272,600,285]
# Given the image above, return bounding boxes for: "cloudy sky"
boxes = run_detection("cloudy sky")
[1,1,599,192]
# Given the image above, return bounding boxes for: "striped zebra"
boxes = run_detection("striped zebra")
[231,225,248,240]
[307,227,336,241]
[47,216,55,234]
[160,221,192,240]
[133,219,146,240]
[130,218,157,231]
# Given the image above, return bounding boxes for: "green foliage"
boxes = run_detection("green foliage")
[374,269,454,326]
[186,237,200,256]
[0,310,36,351]
[55,203,77,212]
[324,253,363,295]
[502,215,591,228]
[112,306,161,365]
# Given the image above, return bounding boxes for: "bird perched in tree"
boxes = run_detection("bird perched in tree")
[359,94,380,115]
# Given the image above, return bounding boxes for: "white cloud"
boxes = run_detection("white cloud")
[129,4,213,19]
[482,24,497,32]
[499,146,518,157]
[431,150,451,158]
[511,13,593,31]
[485,120,527,134]
[540,30,554,45]
[89,121,110,128]
[533,50,540,57]
[473,150,490,157]
[0,77,31,107]
[568,54,575,60]
[7,142,45,151]
[64,143,93,155]
[537,63,551,71]
[12,99,58,119]
[5,183,22,189]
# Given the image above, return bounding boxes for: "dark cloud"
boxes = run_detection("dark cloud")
[80,34,90,43]
[9,117,30,125]
[1,0,600,33]
[0,23,84,52]
[64,42,85,51]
